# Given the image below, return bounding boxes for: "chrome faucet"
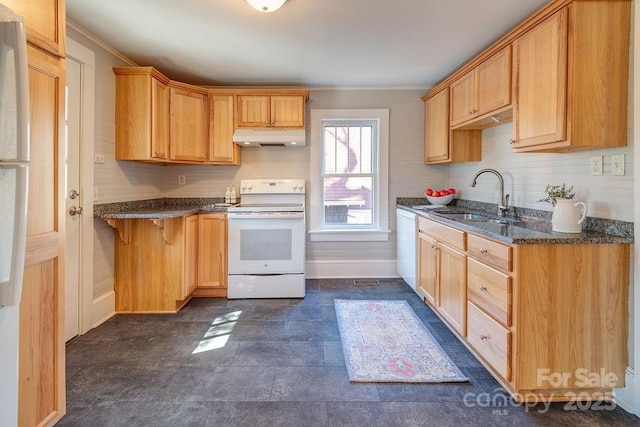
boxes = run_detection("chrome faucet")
[469,169,510,217]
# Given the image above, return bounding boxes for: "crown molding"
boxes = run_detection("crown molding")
[66,19,138,67]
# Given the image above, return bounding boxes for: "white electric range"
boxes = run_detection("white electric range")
[227,179,306,299]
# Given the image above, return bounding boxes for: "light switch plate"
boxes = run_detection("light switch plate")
[611,154,625,176]
[93,187,99,202]
[94,154,105,164]
[590,156,603,176]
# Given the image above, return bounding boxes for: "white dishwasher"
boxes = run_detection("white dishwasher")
[396,208,419,296]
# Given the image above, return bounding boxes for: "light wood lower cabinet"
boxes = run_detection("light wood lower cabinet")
[417,216,629,402]
[112,213,227,313]
[193,213,228,297]
[417,218,467,337]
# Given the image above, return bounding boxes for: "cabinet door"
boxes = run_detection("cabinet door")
[271,95,305,127]
[19,45,66,427]
[513,9,568,149]
[3,0,65,57]
[476,46,511,117]
[197,213,227,288]
[183,215,199,298]
[170,87,207,162]
[418,233,438,306]
[424,88,450,163]
[151,78,170,159]
[449,70,476,127]
[437,243,467,336]
[208,95,240,164]
[237,95,270,127]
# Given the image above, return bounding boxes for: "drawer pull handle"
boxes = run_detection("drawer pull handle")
[479,248,488,254]
[479,285,487,292]
[480,334,489,341]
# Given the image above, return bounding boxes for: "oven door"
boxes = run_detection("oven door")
[227,212,305,275]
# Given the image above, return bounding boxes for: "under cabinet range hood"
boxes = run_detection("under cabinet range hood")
[232,129,306,147]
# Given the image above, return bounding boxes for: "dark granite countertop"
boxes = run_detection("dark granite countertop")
[397,198,633,245]
[94,198,230,219]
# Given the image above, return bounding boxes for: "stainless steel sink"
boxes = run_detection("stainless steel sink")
[435,212,520,225]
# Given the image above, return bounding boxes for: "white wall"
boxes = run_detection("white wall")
[448,123,634,222]
[67,26,164,304]
[165,89,443,276]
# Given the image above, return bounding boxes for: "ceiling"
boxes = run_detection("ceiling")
[66,0,551,88]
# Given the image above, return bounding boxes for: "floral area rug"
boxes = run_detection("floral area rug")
[334,299,468,383]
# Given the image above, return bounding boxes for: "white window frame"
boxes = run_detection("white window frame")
[309,109,390,242]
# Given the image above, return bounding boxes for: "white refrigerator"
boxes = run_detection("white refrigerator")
[0,4,30,425]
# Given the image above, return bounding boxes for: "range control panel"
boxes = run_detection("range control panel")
[240,179,305,195]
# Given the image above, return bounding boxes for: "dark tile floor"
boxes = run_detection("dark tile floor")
[60,279,638,426]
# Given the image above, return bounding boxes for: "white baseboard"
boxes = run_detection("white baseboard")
[306,259,399,279]
[91,290,115,329]
[614,367,638,416]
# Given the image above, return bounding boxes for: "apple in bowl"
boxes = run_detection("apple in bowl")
[424,188,456,206]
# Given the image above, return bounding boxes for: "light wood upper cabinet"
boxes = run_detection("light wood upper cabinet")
[512,10,568,150]
[476,47,511,118]
[424,88,482,165]
[449,71,476,127]
[3,0,65,58]
[151,78,171,160]
[450,46,512,128]
[513,1,630,152]
[424,88,450,163]
[236,93,307,128]
[170,83,208,162]
[208,93,241,165]
[114,68,171,161]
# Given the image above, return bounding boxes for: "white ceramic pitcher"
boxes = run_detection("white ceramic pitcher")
[551,198,587,233]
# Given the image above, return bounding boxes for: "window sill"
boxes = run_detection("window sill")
[308,229,391,242]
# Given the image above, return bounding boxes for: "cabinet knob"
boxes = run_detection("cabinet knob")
[479,248,488,254]
[265,121,270,125]
[441,153,446,158]
[479,285,487,292]
[431,245,437,250]
[154,151,161,155]
[480,334,489,341]
[468,109,477,115]
[509,139,516,145]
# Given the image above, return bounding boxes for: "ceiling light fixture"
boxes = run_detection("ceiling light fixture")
[246,0,287,13]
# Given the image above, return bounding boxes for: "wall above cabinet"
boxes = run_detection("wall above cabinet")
[422,0,631,163]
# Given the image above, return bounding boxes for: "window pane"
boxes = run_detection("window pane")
[323,123,374,176]
[323,126,337,174]
[323,176,373,226]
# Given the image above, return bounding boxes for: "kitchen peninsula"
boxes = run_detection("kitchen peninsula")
[95,198,229,312]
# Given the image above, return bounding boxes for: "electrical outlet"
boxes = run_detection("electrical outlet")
[590,156,603,176]
[93,187,99,202]
[94,154,105,164]
[178,175,186,185]
[611,154,625,176]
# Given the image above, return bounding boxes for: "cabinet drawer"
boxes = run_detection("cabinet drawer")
[467,258,511,326]
[467,302,511,381]
[418,217,466,252]
[468,234,512,272]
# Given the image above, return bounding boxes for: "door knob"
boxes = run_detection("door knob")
[69,190,80,199]
[69,206,83,216]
